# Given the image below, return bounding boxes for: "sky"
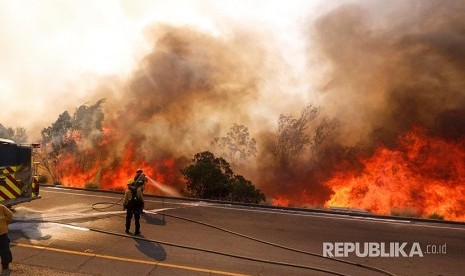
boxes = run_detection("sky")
[0,0,338,140]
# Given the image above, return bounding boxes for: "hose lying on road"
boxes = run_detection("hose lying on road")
[91,197,124,210]
[157,211,398,276]
[90,198,397,276]
[13,218,349,276]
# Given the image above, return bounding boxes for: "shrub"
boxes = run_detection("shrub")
[427,213,444,220]
[85,182,99,190]
[390,207,420,218]
[182,151,266,203]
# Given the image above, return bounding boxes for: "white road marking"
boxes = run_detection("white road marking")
[60,224,89,231]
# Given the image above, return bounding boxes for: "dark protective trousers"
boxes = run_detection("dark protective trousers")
[125,209,140,233]
[0,233,12,269]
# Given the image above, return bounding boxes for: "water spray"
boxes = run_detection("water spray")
[144,175,180,223]
[145,176,180,197]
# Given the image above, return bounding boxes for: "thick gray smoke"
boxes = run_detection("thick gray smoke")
[103,25,267,155]
[314,0,465,148]
[73,25,274,191]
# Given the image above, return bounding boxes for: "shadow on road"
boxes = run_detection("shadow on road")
[8,209,52,242]
[141,213,166,226]
[133,235,166,261]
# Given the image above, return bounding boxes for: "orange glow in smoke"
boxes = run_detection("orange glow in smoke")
[324,127,465,221]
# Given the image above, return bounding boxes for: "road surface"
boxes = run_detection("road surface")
[7,186,465,276]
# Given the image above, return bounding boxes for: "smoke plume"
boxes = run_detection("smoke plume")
[52,25,277,192]
[110,25,267,155]
[313,0,465,147]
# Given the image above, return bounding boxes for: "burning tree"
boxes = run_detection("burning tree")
[274,105,320,166]
[39,111,74,184]
[181,151,265,203]
[72,99,105,145]
[211,123,257,163]
[39,100,105,185]
[256,105,340,208]
[310,118,339,162]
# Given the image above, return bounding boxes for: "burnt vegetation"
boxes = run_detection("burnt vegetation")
[39,100,105,185]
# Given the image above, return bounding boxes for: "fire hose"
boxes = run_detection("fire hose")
[157,212,398,276]
[90,170,143,210]
[90,196,124,210]
[88,197,398,276]
[14,217,348,276]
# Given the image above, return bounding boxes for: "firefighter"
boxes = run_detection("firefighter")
[133,169,147,213]
[133,169,147,191]
[123,179,144,235]
[0,204,12,273]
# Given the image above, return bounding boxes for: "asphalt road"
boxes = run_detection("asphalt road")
[6,186,465,276]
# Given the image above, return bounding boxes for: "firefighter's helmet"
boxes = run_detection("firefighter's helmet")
[128,179,135,185]
[136,169,143,173]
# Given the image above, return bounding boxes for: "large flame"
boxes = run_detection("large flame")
[53,126,182,196]
[272,195,290,207]
[324,127,465,221]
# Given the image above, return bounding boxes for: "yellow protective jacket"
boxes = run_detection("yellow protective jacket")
[123,185,144,210]
[0,204,13,235]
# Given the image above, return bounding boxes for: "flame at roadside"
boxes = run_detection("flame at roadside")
[325,127,465,221]
[272,195,290,207]
[52,123,183,194]
[300,0,465,221]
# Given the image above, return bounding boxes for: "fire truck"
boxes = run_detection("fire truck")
[0,138,40,207]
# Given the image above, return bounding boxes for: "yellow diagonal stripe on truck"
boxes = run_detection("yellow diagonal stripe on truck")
[5,178,21,195]
[0,186,14,199]
[0,166,17,175]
